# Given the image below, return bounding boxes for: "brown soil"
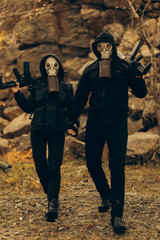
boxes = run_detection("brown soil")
[0,153,160,240]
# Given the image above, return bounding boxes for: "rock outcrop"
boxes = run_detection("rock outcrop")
[126,132,159,164]
[2,113,31,139]
[0,0,159,162]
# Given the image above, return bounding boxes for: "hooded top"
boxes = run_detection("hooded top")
[14,54,74,131]
[40,54,64,81]
[92,31,118,61]
[68,31,147,123]
[83,31,119,74]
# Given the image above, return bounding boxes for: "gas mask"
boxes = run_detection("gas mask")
[45,56,59,93]
[97,42,113,78]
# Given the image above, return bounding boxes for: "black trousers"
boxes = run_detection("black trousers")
[30,130,65,202]
[85,115,128,217]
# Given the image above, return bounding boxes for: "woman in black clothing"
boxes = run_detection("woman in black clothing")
[12,54,74,222]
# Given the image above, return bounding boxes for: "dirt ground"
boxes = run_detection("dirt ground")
[0,150,160,240]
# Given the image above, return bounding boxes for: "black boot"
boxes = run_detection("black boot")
[111,216,126,234]
[46,199,58,222]
[98,199,111,212]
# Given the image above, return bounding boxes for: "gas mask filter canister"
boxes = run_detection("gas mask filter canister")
[45,56,60,93]
[97,42,113,78]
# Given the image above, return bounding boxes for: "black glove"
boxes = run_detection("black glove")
[130,61,143,76]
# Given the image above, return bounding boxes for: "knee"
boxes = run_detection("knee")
[35,163,47,176]
[110,167,125,180]
[48,166,61,177]
[109,158,125,169]
[86,161,102,174]
[110,167,124,173]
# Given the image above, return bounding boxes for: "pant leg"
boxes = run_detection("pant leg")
[30,131,49,194]
[85,119,111,200]
[111,168,125,218]
[106,117,128,217]
[47,131,65,202]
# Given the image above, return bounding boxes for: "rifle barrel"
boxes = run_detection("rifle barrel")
[0,76,43,90]
[128,40,143,62]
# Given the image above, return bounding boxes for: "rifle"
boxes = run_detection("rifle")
[117,40,151,75]
[0,62,43,90]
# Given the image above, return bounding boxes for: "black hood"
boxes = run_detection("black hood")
[40,54,64,81]
[92,31,118,61]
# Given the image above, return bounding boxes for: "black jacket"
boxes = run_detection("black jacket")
[14,81,74,131]
[69,31,147,123]
[14,54,74,131]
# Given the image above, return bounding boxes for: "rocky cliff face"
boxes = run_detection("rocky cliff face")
[0,0,159,82]
[0,0,160,162]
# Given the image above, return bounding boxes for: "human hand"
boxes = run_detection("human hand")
[11,81,19,93]
[67,124,78,137]
[67,129,77,136]
[130,61,142,76]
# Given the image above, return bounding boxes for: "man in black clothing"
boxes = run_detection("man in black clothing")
[68,31,147,234]
[12,54,75,222]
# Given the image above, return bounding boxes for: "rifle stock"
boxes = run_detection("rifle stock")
[0,62,43,90]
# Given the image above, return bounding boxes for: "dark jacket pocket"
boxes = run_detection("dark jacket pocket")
[31,106,67,130]
[45,107,57,129]
[56,108,67,130]
[31,108,44,129]
[31,107,57,130]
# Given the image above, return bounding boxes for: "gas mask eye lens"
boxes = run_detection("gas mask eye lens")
[105,43,112,50]
[97,43,103,52]
[45,62,51,69]
[54,62,59,70]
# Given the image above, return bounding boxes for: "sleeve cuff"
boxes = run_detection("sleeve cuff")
[14,90,20,96]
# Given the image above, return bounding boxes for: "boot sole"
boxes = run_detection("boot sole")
[98,206,110,212]
[111,218,126,234]
[46,211,58,222]
[112,226,126,234]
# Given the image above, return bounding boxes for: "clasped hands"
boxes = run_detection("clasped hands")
[67,124,78,137]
